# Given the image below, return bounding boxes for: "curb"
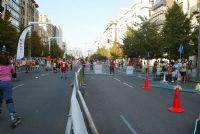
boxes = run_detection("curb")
[150,83,199,94]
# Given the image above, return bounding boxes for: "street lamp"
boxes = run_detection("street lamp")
[194,10,200,81]
[48,37,62,55]
[197,11,200,81]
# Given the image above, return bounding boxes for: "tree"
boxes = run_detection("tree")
[31,31,43,57]
[96,46,109,58]
[123,20,162,59]
[0,10,18,56]
[109,42,123,59]
[90,53,107,61]
[50,41,64,58]
[162,2,191,60]
[122,26,139,58]
[89,46,109,61]
[136,20,162,59]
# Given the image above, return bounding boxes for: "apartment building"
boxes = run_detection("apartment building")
[1,0,20,29]
[37,14,53,45]
[20,0,39,30]
[99,0,152,48]
[151,0,200,26]
[117,0,152,44]
[102,19,118,49]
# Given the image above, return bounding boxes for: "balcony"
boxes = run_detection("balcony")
[152,0,166,10]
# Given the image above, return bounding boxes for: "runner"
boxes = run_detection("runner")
[60,58,67,79]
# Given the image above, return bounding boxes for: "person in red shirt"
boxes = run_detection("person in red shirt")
[109,60,115,75]
[60,58,67,79]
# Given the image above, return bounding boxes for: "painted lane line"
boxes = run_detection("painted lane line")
[123,82,134,88]
[90,76,95,80]
[120,115,138,134]
[113,78,121,82]
[41,73,48,77]
[13,84,25,90]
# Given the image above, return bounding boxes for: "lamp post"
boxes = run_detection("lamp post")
[197,12,200,81]
[48,37,62,55]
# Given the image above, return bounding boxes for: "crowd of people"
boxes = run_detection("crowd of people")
[152,59,193,83]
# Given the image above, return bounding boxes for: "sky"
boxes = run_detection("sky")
[36,0,135,52]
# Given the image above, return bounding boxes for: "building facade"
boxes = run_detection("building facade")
[151,0,200,26]
[20,0,39,29]
[1,0,20,29]
[38,14,53,45]
[98,0,152,48]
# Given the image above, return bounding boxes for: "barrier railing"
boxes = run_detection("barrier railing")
[65,67,99,134]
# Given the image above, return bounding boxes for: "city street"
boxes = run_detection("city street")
[0,68,74,134]
[84,67,200,134]
[0,65,199,134]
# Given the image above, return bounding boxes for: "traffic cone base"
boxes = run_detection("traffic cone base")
[168,107,184,113]
[162,74,168,83]
[168,87,184,113]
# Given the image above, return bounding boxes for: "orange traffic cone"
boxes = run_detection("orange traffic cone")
[168,87,184,113]
[143,73,150,90]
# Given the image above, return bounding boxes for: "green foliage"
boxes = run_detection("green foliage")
[90,53,107,61]
[123,20,162,59]
[162,2,191,59]
[30,31,44,57]
[0,10,18,56]
[109,42,123,59]
[89,46,108,61]
[122,2,193,60]
[50,41,64,58]
[96,46,109,58]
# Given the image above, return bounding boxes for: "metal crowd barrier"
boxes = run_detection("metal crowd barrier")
[65,67,99,134]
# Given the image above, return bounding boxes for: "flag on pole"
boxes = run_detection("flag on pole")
[178,43,184,54]
[16,25,32,60]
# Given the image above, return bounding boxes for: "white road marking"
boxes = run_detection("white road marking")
[113,78,121,82]
[120,115,138,134]
[41,73,48,77]
[90,76,95,80]
[13,84,24,90]
[123,82,134,88]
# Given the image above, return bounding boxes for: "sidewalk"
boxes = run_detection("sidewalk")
[150,75,199,93]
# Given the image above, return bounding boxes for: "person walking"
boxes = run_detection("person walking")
[0,46,21,128]
[109,59,115,75]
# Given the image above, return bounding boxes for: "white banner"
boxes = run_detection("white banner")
[94,64,102,74]
[126,66,134,75]
[16,25,32,60]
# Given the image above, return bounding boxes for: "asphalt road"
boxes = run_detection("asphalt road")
[0,68,74,134]
[84,67,200,134]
